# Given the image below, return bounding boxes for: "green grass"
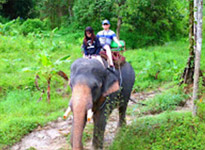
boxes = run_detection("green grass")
[110,111,205,150]
[125,39,190,91]
[0,90,68,148]
[127,86,189,117]
[0,34,82,148]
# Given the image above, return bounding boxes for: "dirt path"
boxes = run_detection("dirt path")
[11,91,160,150]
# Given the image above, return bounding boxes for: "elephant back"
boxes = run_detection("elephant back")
[70,58,106,79]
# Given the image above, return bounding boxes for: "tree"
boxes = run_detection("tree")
[0,0,7,10]
[120,0,188,48]
[36,0,69,28]
[115,0,126,39]
[192,0,203,116]
[181,0,195,85]
[68,0,74,18]
[1,0,34,19]
[23,51,70,103]
[73,0,114,30]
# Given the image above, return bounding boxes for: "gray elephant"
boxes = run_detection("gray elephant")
[68,58,135,150]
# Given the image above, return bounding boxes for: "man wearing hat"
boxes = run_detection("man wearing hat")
[97,19,122,70]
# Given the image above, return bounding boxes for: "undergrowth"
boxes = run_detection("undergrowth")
[110,111,205,150]
[127,86,189,117]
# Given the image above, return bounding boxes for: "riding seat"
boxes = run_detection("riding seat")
[100,51,126,69]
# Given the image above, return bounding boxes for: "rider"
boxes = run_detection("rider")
[97,19,122,70]
[82,26,104,65]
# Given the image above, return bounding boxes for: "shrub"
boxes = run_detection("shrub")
[21,18,49,35]
[197,99,205,120]
[0,18,23,35]
[0,15,9,24]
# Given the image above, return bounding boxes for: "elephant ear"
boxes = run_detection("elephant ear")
[102,71,120,97]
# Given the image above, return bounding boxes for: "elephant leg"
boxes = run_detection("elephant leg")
[92,105,113,149]
[118,99,129,127]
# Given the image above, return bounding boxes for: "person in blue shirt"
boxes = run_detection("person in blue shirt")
[97,19,122,69]
[82,26,104,65]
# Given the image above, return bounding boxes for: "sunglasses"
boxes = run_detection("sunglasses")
[103,23,109,25]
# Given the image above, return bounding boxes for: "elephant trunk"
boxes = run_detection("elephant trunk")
[72,106,86,150]
[71,84,92,150]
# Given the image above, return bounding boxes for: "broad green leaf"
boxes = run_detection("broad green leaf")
[39,52,52,67]
[54,54,70,65]
[59,54,70,61]
[22,67,40,72]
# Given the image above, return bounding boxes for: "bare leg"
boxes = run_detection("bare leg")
[103,45,114,67]
[83,54,88,58]
[91,55,105,68]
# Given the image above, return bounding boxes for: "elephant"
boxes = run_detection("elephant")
[68,57,135,150]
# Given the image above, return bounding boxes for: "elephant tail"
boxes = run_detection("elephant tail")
[129,98,147,106]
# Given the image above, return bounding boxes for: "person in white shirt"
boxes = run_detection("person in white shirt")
[97,19,122,70]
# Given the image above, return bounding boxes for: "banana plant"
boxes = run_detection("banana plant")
[23,51,70,103]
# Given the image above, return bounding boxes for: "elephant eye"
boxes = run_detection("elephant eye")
[92,82,100,91]
[92,85,98,90]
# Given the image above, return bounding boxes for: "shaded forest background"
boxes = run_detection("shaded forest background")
[0,0,189,48]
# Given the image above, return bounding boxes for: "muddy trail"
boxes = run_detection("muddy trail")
[10,90,161,150]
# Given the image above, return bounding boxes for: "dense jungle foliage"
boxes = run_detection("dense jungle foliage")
[0,0,188,48]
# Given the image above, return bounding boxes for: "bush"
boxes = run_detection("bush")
[197,100,205,120]
[120,0,188,48]
[21,18,50,35]
[0,18,23,36]
[0,15,9,24]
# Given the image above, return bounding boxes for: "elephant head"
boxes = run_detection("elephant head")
[69,58,119,150]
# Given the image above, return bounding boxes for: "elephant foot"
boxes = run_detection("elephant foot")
[91,145,103,150]
[92,140,103,150]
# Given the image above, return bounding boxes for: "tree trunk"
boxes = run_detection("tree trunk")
[194,0,199,46]
[116,0,126,39]
[192,0,203,116]
[181,0,195,85]
[68,0,74,18]
[47,77,51,103]
[116,16,122,40]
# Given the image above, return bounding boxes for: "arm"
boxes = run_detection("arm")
[82,41,88,55]
[95,37,101,55]
[113,36,122,47]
